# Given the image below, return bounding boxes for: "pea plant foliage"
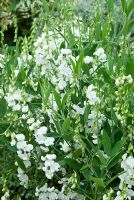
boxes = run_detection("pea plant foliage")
[0,0,134,199]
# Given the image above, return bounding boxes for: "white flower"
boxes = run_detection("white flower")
[35,184,59,200]
[14,134,33,168]
[12,90,22,101]
[60,141,70,153]
[16,134,25,141]
[89,64,97,74]
[115,77,124,86]
[0,54,4,69]
[61,48,72,55]
[57,79,67,90]
[117,153,134,198]
[17,141,27,149]
[45,154,57,160]
[27,118,35,124]
[44,137,55,146]
[94,47,107,62]
[14,69,19,77]
[22,114,27,119]
[94,47,105,57]
[1,191,10,200]
[35,126,48,136]
[86,84,100,105]
[83,56,93,64]
[42,154,60,179]
[126,75,133,83]
[92,133,98,144]
[34,126,55,146]
[22,105,29,113]
[17,167,28,188]
[72,104,85,115]
[103,194,107,200]
[12,104,21,111]
[25,144,33,152]
[43,159,60,179]
[72,27,80,37]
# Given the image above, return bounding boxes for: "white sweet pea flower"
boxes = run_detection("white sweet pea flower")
[22,105,29,113]
[72,104,85,115]
[126,75,133,83]
[83,56,93,64]
[44,137,55,146]
[12,104,21,111]
[86,84,100,105]
[60,141,70,153]
[17,167,29,188]
[61,48,72,55]
[27,118,35,125]
[42,154,60,179]
[16,134,25,141]
[35,126,48,136]
[57,79,67,90]
[94,47,107,62]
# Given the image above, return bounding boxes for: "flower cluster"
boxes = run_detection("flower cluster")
[115,75,133,86]
[41,154,60,179]
[35,182,85,200]
[86,84,100,105]
[116,153,134,199]
[11,133,33,187]
[34,31,75,91]
[0,5,133,199]
[93,47,107,62]
[11,133,33,168]
[88,110,105,144]
[17,167,29,188]
[34,126,55,147]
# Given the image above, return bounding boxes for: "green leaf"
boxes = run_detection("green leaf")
[75,49,84,75]
[8,0,20,11]
[92,156,101,176]
[102,130,111,156]
[98,68,114,86]
[121,0,127,13]
[95,22,102,41]
[16,157,26,171]
[126,58,134,78]
[70,57,76,74]
[84,105,90,125]
[53,90,62,110]
[40,79,51,106]
[97,151,107,165]
[107,152,122,170]
[105,172,124,186]
[127,0,134,16]
[91,177,105,187]
[102,21,110,40]
[121,18,134,36]
[81,165,91,181]
[62,118,72,141]
[111,139,126,157]
[0,98,7,118]
[105,0,114,12]
[80,165,105,187]
[62,118,70,132]
[64,158,81,170]
[61,91,70,109]
[53,118,62,135]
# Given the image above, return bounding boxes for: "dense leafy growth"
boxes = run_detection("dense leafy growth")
[0,0,134,200]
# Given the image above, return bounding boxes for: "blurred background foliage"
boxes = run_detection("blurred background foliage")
[0,0,134,46]
[0,0,43,45]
